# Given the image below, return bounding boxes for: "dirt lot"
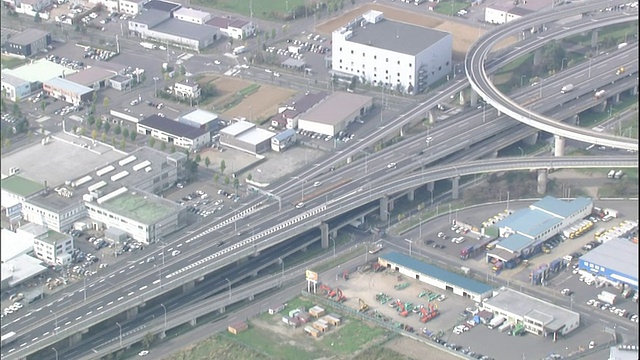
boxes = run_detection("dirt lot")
[315,3,515,60]
[223,85,296,122]
[203,76,252,108]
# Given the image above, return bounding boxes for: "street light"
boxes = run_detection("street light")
[158,240,167,266]
[404,238,413,256]
[520,75,527,87]
[160,303,167,329]
[331,236,336,258]
[225,278,232,299]
[116,322,123,347]
[561,58,568,70]
[538,79,543,98]
[518,146,524,157]
[52,347,58,360]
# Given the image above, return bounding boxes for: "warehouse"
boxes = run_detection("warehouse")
[137,115,211,150]
[207,16,255,39]
[65,66,117,90]
[42,77,94,105]
[297,92,372,136]
[178,109,220,132]
[331,10,452,94]
[173,7,211,24]
[578,237,638,289]
[2,59,78,101]
[482,287,580,340]
[4,28,52,57]
[378,252,493,302]
[219,120,275,155]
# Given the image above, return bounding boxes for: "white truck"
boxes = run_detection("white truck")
[140,42,157,50]
[607,170,616,178]
[594,90,606,99]
[603,208,619,218]
[487,315,506,330]
[1,332,17,347]
[597,290,617,305]
[618,42,628,49]
[233,46,247,55]
[560,84,574,93]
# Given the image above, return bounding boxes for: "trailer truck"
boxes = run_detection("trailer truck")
[460,237,495,260]
[140,42,157,50]
[560,84,574,93]
[1,331,17,346]
[597,290,617,305]
[488,315,506,330]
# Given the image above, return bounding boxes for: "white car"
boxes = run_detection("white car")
[387,162,397,169]
[425,136,433,143]
[138,350,150,357]
[213,60,221,65]
[313,181,322,187]
[171,250,181,256]
[588,341,595,349]
[295,202,305,209]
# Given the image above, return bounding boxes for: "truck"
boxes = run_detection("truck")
[613,170,623,179]
[607,170,616,178]
[233,46,247,55]
[498,321,513,333]
[618,42,628,49]
[140,42,157,50]
[1,331,17,346]
[594,90,606,99]
[560,84,574,93]
[460,237,495,260]
[487,315,506,330]
[603,208,619,218]
[597,290,617,305]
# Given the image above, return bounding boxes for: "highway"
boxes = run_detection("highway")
[3,7,639,359]
[466,0,639,150]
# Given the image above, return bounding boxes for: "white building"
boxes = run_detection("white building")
[1,72,31,102]
[206,16,255,39]
[174,79,201,99]
[119,0,147,15]
[18,223,74,266]
[0,228,33,263]
[173,7,211,24]
[297,91,372,136]
[482,287,580,339]
[178,109,220,132]
[137,114,211,150]
[331,10,452,94]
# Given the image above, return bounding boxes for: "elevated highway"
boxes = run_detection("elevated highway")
[466,0,639,151]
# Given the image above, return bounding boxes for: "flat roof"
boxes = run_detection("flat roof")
[484,287,580,331]
[299,92,372,126]
[496,233,534,253]
[144,0,181,12]
[98,190,178,224]
[530,196,592,219]
[131,9,169,26]
[3,59,78,83]
[0,229,33,263]
[509,7,534,16]
[497,208,562,238]
[236,127,275,145]
[580,238,638,280]
[1,255,48,287]
[7,28,49,46]
[381,252,493,295]
[139,115,208,139]
[273,129,296,141]
[0,175,45,197]
[174,7,210,19]
[152,18,218,43]
[35,230,70,245]
[220,120,255,137]
[207,16,250,29]
[341,18,450,56]
[180,109,218,125]
[44,77,94,96]
[65,66,116,86]
[1,72,29,86]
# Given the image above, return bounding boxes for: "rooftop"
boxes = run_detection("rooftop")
[207,16,250,29]
[1,255,48,287]
[44,77,94,96]
[98,189,178,224]
[496,233,534,253]
[337,18,450,56]
[180,109,218,126]
[236,127,275,145]
[508,7,534,16]
[497,208,562,238]
[0,228,33,263]
[35,230,71,245]
[609,345,639,360]
[130,9,170,27]
[580,238,638,282]
[139,114,208,139]
[7,28,50,46]
[174,7,210,19]
[3,59,78,83]
[65,66,116,86]
[273,129,296,142]
[0,72,29,86]
[530,196,593,219]
[300,92,372,126]
[220,120,255,137]
[152,18,219,43]
[484,287,580,331]
[380,252,493,295]
[143,0,181,13]
[0,175,45,197]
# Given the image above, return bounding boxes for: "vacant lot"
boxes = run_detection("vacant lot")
[223,85,295,123]
[315,3,515,60]
[193,0,305,19]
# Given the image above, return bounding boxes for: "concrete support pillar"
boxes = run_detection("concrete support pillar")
[182,280,195,293]
[69,332,83,346]
[249,294,254,301]
[554,135,565,157]
[533,48,543,66]
[573,115,580,125]
[220,306,226,314]
[632,85,638,96]
[126,306,138,321]
[537,169,548,195]
[380,196,389,220]
[428,109,435,124]
[470,89,478,107]
[427,182,434,192]
[330,229,338,238]
[492,151,499,158]
[591,29,599,49]
[459,91,465,106]
[388,197,395,212]
[301,245,308,252]
[346,156,353,164]
[614,93,620,103]
[320,222,329,249]
[496,108,501,117]
[190,318,197,326]
[252,270,258,277]
[407,189,415,202]
[158,331,166,340]
[523,132,538,146]
[451,176,460,200]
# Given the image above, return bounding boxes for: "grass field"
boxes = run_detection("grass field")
[1,55,26,69]
[192,0,306,20]
[434,0,469,16]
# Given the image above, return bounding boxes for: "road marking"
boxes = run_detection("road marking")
[43,332,50,336]
[107,301,114,306]
[32,337,38,342]
[109,274,115,278]
[119,270,125,274]
[618,326,629,331]
[20,343,27,347]
[76,316,82,321]
[99,279,105,283]
[86,311,93,316]
[24,312,32,317]
[97,306,103,311]
[139,286,148,291]
[129,265,135,269]
[127,292,135,296]
[153,279,160,285]
[117,297,124,301]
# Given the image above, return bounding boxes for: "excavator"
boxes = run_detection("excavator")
[336,288,347,302]
[358,298,369,312]
[396,299,408,317]
[319,284,332,296]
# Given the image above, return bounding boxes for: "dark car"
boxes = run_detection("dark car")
[216,241,225,247]
[424,239,435,246]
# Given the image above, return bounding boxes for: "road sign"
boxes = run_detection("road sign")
[305,270,318,282]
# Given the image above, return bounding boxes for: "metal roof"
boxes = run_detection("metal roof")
[236,127,275,145]
[273,129,296,142]
[65,66,116,86]
[173,7,210,19]
[497,209,562,238]
[496,233,534,253]
[530,196,593,219]
[44,77,94,96]
[299,92,372,126]
[151,19,219,43]
[220,120,254,137]
[0,175,44,197]
[6,29,49,46]
[143,0,181,13]
[380,252,493,295]
[180,109,218,126]
[580,238,638,281]
[139,115,208,139]
[3,59,78,83]
[342,18,450,56]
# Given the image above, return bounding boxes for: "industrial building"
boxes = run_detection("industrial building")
[219,120,275,155]
[178,109,221,132]
[484,0,555,25]
[18,223,74,266]
[270,91,328,129]
[65,66,118,90]
[271,129,297,152]
[1,59,78,101]
[42,77,94,105]
[488,197,593,267]
[1,255,48,289]
[482,287,580,340]
[4,28,52,57]
[137,115,211,150]
[297,92,372,136]
[378,252,493,302]
[331,10,452,94]
[173,7,211,24]
[578,238,638,289]
[207,16,255,39]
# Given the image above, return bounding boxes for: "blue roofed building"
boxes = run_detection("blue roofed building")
[271,129,296,152]
[378,252,493,302]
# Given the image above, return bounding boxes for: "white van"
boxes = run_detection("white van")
[584,277,595,286]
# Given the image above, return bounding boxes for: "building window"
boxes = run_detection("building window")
[350,50,354,54]
[409,63,412,68]
[374,55,377,59]
[386,58,389,62]
[397,61,400,65]
[362,52,365,57]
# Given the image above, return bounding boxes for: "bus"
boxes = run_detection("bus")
[1,332,17,347]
